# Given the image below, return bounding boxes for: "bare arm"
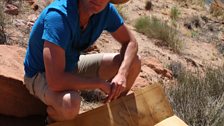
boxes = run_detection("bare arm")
[43,41,110,94]
[111,24,138,78]
[106,24,138,102]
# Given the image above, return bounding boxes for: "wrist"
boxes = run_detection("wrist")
[117,69,128,78]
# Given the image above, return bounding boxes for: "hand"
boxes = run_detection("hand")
[105,74,127,103]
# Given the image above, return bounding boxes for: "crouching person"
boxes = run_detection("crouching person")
[24,0,141,124]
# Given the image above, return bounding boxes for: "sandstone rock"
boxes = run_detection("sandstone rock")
[83,44,100,53]
[132,76,149,89]
[26,0,35,5]
[0,45,25,80]
[0,75,46,117]
[4,4,19,15]
[13,19,26,27]
[0,45,46,117]
[0,115,45,126]
[142,57,173,79]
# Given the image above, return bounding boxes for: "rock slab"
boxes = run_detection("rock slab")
[0,45,46,117]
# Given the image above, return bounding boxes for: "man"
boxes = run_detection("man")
[24,0,141,123]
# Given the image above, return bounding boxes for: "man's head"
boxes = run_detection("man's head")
[81,0,129,15]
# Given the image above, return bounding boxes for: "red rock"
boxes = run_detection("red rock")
[142,57,173,79]
[0,45,46,117]
[84,44,100,53]
[132,76,149,89]
[4,4,19,15]
[26,0,35,5]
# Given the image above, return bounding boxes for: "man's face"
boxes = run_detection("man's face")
[84,0,110,15]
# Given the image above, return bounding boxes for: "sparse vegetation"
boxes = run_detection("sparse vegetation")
[216,42,224,56]
[170,6,180,21]
[0,2,7,44]
[166,65,224,126]
[175,0,204,6]
[135,16,183,53]
[168,61,183,78]
[191,30,199,38]
[210,3,224,20]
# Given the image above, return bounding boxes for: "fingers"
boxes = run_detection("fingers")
[113,82,123,100]
[105,82,126,103]
[105,83,116,103]
[104,83,111,95]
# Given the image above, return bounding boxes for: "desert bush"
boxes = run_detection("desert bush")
[0,3,7,44]
[216,42,224,56]
[168,61,183,78]
[170,6,180,21]
[135,16,183,53]
[210,3,224,20]
[175,0,205,6]
[0,6,5,30]
[166,65,224,126]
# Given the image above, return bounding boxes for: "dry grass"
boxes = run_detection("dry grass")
[0,5,5,31]
[0,2,7,44]
[166,64,224,126]
[135,16,183,53]
[174,0,205,6]
[210,4,224,20]
[216,42,224,56]
[170,6,180,21]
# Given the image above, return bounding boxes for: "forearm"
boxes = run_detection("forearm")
[47,71,104,92]
[118,40,138,77]
[43,41,108,92]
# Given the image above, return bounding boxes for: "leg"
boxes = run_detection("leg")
[99,53,141,94]
[43,54,106,122]
[24,73,81,123]
[45,90,81,122]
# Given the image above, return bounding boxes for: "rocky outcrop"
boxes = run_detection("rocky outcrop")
[0,45,46,117]
[142,57,173,79]
[4,4,19,15]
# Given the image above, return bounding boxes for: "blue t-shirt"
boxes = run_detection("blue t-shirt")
[24,0,124,77]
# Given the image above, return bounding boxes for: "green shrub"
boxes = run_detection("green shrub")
[135,16,183,53]
[170,6,180,21]
[168,61,183,78]
[166,65,224,126]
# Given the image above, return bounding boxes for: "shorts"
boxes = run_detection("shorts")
[24,53,104,104]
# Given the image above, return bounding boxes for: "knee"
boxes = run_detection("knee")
[60,92,81,120]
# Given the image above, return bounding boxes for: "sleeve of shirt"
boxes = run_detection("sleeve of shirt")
[104,4,124,33]
[42,10,70,50]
